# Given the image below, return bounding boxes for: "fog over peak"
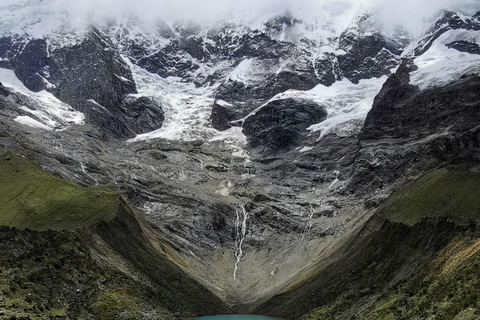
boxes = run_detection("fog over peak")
[1,0,480,38]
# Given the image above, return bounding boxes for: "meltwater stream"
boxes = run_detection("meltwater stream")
[233,205,249,282]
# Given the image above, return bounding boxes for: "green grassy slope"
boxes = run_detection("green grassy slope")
[0,152,119,230]
[378,168,480,226]
[302,233,480,320]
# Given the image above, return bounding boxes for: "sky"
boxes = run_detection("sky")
[2,0,480,38]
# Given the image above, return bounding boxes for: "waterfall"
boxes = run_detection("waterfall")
[233,204,249,282]
[79,160,99,186]
[301,202,314,242]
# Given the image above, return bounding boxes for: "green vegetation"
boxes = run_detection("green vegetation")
[92,288,142,320]
[378,168,480,226]
[0,226,175,320]
[301,169,480,320]
[302,234,480,320]
[0,151,119,230]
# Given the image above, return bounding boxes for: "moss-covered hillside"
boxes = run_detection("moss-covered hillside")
[0,227,174,320]
[301,231,480,320]
[0,151,119,231]
[378,167,480,226]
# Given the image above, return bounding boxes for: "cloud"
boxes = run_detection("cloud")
[5,0,480,37]
[369,0,480,37]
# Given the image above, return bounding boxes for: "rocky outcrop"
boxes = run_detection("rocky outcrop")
[0,31,164,139]
[242,98,327,155]
[446,40,480,54]
[0,82,9,96]
[337,14,404,83]
[350,60,480,195]
[415,11,480,56]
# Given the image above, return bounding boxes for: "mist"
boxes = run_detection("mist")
[6,0,480,37]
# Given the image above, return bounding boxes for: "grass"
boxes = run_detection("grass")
[378,168,480,226]
[0,151,119,230]
[92,288,142,320]
[301,234,480,320]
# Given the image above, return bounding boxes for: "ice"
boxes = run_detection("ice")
[126,59,251,159]
[215,99,234,107]
[227,58,278,85]
[209,127,247,146]
[411,29,480,90]
[126,60,220,142]
[299,146,313,153]
[307,76,388,140]
[238,75,388,141]
[0,68,84,129]
[210,127,251,163]
[14,115,51,130]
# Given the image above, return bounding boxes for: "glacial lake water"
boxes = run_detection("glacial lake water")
[198,316,283,320]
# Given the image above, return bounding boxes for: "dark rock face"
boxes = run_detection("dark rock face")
[446,40,480,54]
[84,96,164,139]
[350,60,480,194]
[242,98,327,155]
[215,28,288,60]
[0,36,24,69]
[0,82,9,96]
[0,31,165,139]
[264,13,302,34]
[0,37,53,91]
[338,14,403,83]
[313,53,342,87]
[133,40,202,79]
[122,96,165,134]
[11,39,50,92]
[363,70,480,141]
[361,59,420,139]
[211,100,238,131]
[48,31,136,109]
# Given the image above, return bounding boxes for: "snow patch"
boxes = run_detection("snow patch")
[210,127,251,163]
[242,76,387,141]
[227,58,278,85]
[305,76,388,140]
[14,115,51,130]
[215,99,234,107]
[299,146,313,153]
[125,57,251,149]
[125,60,217,142]
[0,68,84,129]
[411,29,480,90]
